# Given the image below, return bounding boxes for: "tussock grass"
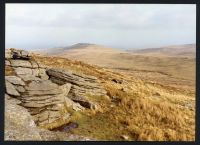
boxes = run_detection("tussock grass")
[32,55,195,141]
[118,95,194,141]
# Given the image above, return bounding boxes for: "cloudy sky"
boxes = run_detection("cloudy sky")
[6,4,196,50]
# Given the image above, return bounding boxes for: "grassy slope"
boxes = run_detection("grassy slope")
[30,55,195,141]
[57,51,195,93]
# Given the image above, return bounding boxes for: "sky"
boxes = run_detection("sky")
[6,4,196,50]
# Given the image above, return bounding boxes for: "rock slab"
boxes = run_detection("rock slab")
[47,68,107,109]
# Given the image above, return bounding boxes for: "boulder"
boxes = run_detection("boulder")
[10,60,32,68]
[14,67,33,75]
[25,80,59,91]
[5,96,42,141]
[12,49,30,60]
[20,79,72,127]
[4,48,104,132]
[5,76,25,86]
[46,68,107,108]
[5,81,20,97]
[4,96,94,141]
[4,48,105,139]
[5,93,21,105]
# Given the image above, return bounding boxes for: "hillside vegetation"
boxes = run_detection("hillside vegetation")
[45,44,195,95]
[30,54,195,141]
[130,44,195,57]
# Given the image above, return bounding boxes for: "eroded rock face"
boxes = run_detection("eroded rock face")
[5,81,20,97]
[10,59,32,68]
[19,80,72,126]
[6,48,31,60]
[5,94,94,141]
[5,49,88,128]
[5,48,107,140]
[6,76,25,86]
[14,67,33,75]
[5,76,71,127]
[47,68,107,109]
[5,94,42,141]
[5,49,72,128]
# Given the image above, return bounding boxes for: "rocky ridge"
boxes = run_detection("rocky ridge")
[5,48,107,140]
[47,68,107,109]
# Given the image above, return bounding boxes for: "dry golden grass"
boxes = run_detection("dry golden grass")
[30,54,195,141]
[119,94,194,141]
[53,48,195,93]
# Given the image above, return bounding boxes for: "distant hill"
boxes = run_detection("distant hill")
[63,43,96,50]
[34,43,196,74]
[34,43,123,56]
[47,43,195,82]
[128,44,196,57]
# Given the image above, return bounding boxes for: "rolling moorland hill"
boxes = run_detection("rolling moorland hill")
[128,44,196,57]
[5,48,195,141]
[38,43,196,93]
[34,43,123,56]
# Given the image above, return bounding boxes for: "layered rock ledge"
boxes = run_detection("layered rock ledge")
[47,68,107,109]
[5,48,107,140]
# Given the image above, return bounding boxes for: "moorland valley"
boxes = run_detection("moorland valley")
[5,43,195,141]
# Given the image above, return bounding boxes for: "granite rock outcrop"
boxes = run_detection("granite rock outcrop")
[5,48,107,132]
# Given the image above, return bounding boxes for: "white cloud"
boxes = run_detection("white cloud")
[6,4,196,49]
